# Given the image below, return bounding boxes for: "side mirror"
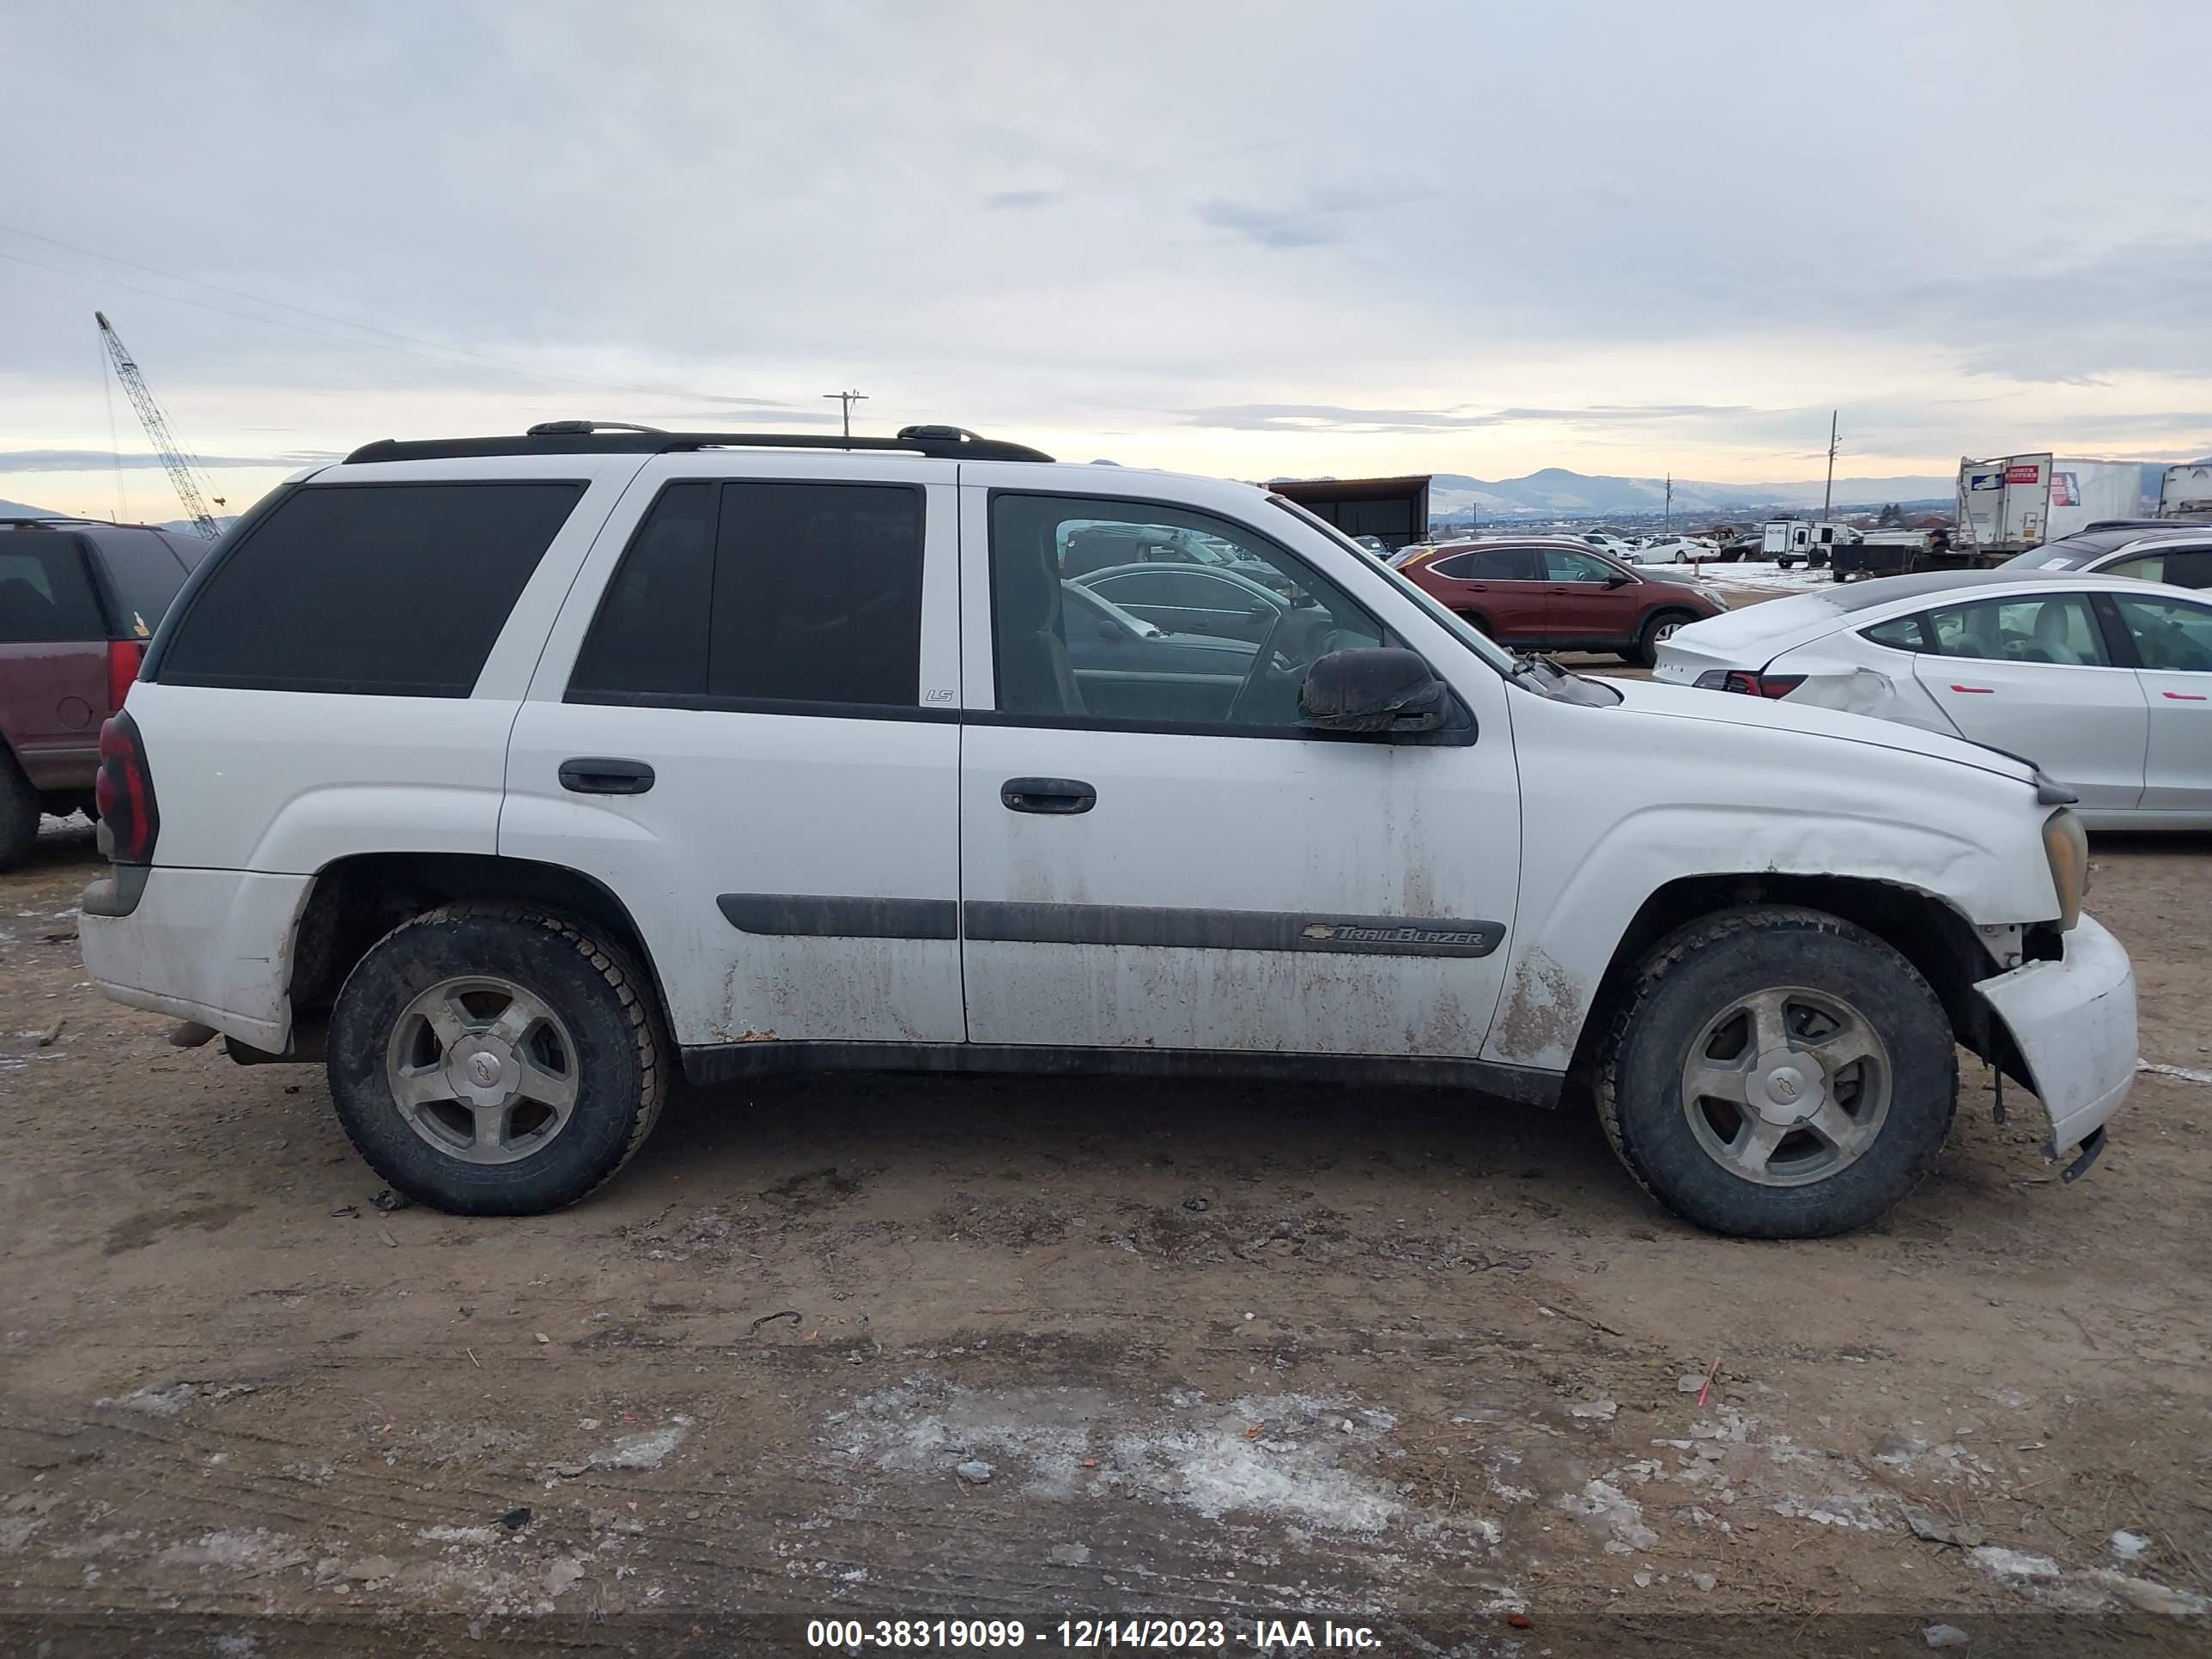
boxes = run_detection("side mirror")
[1603,572,1633,587]
[1097,621,1121,641]
[1299,647,1450,736]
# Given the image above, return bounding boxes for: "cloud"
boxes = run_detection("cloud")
[1194,201,1335,249]
[982,189,1063,211]
[0,448,314,473]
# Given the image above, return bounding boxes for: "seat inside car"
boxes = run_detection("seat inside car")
[996,522,1086,715]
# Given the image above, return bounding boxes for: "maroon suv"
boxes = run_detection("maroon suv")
[0,516,209,867]
[1399,537,1724,666]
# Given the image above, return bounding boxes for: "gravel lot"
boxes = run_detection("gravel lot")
[3,740,2209,1654]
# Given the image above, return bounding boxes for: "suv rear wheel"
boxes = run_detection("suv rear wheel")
[327,904,666,1215]
[1596,906,1955,1237]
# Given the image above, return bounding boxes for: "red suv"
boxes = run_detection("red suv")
[1,515,210,868]
[1398,538,1724,666]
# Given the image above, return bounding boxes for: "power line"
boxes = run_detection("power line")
[0,231,758,406]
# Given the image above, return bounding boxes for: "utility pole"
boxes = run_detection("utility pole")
[823,389,867,441]
[1821,410,1839,523]
[1664,473,1672,533]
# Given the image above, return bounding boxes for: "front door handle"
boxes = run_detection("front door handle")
[560,757,656,795]
[1001,776,1097,815]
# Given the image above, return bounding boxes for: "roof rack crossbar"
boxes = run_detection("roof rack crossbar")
[343,424,1054,465]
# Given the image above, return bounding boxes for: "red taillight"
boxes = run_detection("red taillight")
[95,710,159,864]
[106,639,147,712]
[1721,672,1806,699]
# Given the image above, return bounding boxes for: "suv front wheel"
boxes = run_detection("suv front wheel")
[1596,906,1956,1237]
[327,904,666,1215]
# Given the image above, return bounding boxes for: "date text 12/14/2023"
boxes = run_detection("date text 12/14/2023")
[805,1617,1384,1650]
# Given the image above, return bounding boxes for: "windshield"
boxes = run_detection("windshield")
[1267,495,1517,672]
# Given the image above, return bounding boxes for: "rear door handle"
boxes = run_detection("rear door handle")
[1001,776,1097,815]
[2163,690,2208,701]
[1948,684,1996,695]
[559,757,656,795]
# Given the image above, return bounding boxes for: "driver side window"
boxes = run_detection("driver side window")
[990,493,1384,732]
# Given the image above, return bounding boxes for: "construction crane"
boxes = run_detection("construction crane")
[94,311,224,540]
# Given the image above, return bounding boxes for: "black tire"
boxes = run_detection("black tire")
[0,752,39,872]
[1627,610,1693,667]
[326,903,666,1216]
[1595,906,1955,1238]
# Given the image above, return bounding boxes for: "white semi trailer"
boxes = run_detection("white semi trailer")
[2160,463,2212,523]
[1955,453,2147,560]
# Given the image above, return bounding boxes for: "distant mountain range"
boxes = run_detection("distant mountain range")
[1420,469,1957,520]
[1,497,58,519]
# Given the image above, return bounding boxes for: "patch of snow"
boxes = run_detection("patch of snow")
[832,1381,1415,1536]
[159,1529,289,1571]
[1559,1479,1657,1553]
[419,1524,500,1547]
[2137,1059,2212,1085]
[597,1416,691,1470]
[2111,1529,2151,1561]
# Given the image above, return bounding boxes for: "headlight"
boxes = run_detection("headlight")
[2042,807,2088,931]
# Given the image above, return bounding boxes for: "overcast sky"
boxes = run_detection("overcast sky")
[4,1,2208,520]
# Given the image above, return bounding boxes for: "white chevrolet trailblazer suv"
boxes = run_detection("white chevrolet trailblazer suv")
[79,422,2136,1238]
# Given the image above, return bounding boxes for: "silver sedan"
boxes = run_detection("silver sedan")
[1655,568,2212,829]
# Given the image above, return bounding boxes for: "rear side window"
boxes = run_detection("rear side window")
[160,483,584,696]
[0,537,107,642]
[2165,550,2212,591]
[85,527,195,639]
[1923,593,2111,666]
[569,480,924,711]
[1468,547,1542,580]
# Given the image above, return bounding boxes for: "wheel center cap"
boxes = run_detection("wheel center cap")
[445,1038,519,1107]
[1747,1046,1826,1125]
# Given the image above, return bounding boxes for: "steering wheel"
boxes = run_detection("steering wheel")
[1225,606,1334,726]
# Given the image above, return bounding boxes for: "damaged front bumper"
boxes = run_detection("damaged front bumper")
[1974,913,2136,1174]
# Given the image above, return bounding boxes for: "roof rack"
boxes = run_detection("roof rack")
[343,422,1054,466]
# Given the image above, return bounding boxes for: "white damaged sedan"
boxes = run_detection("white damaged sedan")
[1656,568,2212,830]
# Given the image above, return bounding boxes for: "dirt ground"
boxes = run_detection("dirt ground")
[4,757,2210,1656]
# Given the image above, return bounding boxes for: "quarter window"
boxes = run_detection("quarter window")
[1860,615,1929,652]
[158,483,583,696]
[1920,594,2111,666]
[569,480,925,711]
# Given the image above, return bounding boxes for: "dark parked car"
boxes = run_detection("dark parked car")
[1069,560,1290,643]
[1397,537,1726,665]
[1,515,210,866]
[1059,580,1256,721]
